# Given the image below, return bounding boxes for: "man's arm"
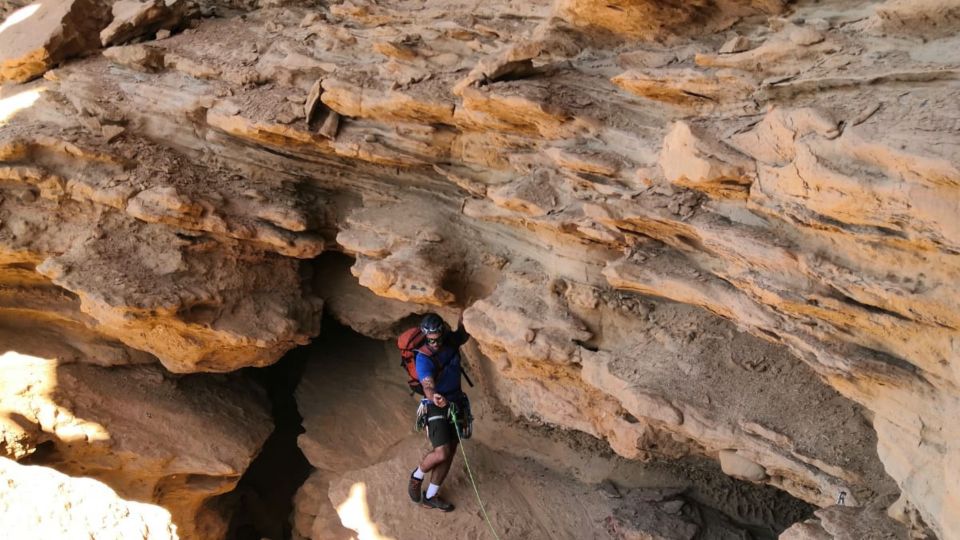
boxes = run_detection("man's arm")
[421,375,436,400]
[422,376,447,407]
[416,354,447,407]
[451,313,469,346]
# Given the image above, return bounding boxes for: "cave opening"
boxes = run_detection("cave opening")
[227,342,313,540]
[223,308,823,540]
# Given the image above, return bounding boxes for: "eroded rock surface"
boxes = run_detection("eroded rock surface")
[1,0,958,537]
[0,0,111,83]
[466,270,896,508]
[100,0,196,48]
[0,122,325,372]
[0,351,272,538]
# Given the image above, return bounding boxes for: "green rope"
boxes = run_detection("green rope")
[450,404,502,540]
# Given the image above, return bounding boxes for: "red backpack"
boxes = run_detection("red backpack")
[397,327,441,395]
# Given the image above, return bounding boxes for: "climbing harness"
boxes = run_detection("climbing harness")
[449,402,501,540]
[414,398,452,435]
[414,396,473,439]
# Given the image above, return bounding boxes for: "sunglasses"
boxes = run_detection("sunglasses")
[426,333,443,345]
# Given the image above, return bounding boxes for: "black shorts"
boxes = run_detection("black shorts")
[425,403,456,448]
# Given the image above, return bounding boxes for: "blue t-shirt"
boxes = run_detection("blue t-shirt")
[415,327,469,396]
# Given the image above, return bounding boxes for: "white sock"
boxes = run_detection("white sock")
[426,483,440,499]
[413,467,425,480]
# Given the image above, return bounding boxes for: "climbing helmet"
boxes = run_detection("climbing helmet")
[419,313,445,345]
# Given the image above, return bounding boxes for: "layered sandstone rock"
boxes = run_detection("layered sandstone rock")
[0,352,273,538]
[464,270,896,508]
[556,0,785,41]
[0,111,325,372]
[0,0,112,83]
[0,261,155,366]
[0,0,958,537]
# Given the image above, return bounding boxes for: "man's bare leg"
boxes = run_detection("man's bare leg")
[419,440,458,484]
[420,439,458,511]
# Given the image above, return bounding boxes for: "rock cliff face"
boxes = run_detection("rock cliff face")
[0,0,957,538]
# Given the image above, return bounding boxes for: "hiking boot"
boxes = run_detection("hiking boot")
[421,493,455,512]
[408,471,423,503]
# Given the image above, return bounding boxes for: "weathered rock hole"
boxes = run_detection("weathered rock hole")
[178,303,221,326]
[19,440,57,464]
[674,233,704,251]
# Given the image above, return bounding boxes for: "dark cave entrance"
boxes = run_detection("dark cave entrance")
[227,343,313,540]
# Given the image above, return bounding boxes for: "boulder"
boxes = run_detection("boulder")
[0,0,111,82]
[100,0,194,47]
[719,449,768,482]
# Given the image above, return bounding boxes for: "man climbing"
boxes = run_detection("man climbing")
[408,312,470,512]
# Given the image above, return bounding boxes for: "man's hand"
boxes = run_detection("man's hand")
[423,376,446,407]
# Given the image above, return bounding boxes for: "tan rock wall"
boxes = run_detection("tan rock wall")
[0,0,957,537]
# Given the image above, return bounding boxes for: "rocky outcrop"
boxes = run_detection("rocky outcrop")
[0,352,272,538]
[0,122,324,373]
[1,0,958,537]
[100,0,195,48]
[465,270,895,507]
[0,0,112,83]
[0,457,178,539]
[310,253,424,339]
[0,262,155,366]
[780,496,911,540]
[556,0,785,41]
